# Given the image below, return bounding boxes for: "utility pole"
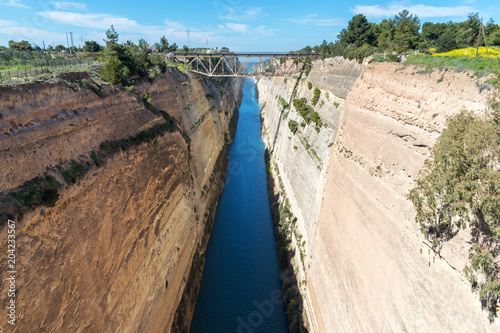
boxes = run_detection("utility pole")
[476,19,489,57]
[187,28,190,49]
[70,32,74,52]
[66,32,70,49]
[42,40,49,66]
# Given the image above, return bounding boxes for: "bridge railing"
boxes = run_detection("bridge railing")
[176,53,318,77]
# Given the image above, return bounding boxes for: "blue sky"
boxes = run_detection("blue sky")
[0,0,499,51]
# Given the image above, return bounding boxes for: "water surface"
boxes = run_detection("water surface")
[190,79,288,333]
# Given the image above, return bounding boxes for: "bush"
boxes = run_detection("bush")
[288,120,298,134]
[100,56,127,85]
[311,88,321,106]
[11,175,61,209]
[409,107,500,321]
[436,31,458,53]
[343,44,374,63]
[307,81,312,90]
[62,161,85,184]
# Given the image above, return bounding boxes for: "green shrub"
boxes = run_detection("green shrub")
[288,120,298,134]
[408,106,500,321]
[311,88,321,106]
[307,81,312,90]
[100,56,127,85]
[143,92,154,110]
[279,97,290,109]
[62,161,85,185]
[11,175,61,209]
[343,44,374,63]
[311,112,321,125]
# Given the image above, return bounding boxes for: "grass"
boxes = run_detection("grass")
[406,53,500,74]
[165,59,190,75]
[0,62,104,86]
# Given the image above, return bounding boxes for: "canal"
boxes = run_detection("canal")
[190,78,288,333]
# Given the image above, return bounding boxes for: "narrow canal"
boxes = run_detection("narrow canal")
[190,78,288,333]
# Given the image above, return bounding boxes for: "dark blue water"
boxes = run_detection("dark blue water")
[190,79,288,333]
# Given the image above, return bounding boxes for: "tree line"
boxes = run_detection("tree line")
[301,10,500,61]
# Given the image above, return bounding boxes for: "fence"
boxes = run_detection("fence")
[0,59,102,84]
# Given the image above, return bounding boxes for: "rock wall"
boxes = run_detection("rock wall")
[257,58,363,253]
[0,70,243,332]
[257,58,499,332]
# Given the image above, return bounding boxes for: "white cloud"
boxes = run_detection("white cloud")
[0,24,66,45]
[0,0,28,8]
[52,2,87,10]
[282,14,345,26]
[0,19,17,26]
[218,23,277,38]
[39,11,143,31]
[225,23,250,33]
[36,11,218,46]
[219,7,265,21]
[352,4,476,19]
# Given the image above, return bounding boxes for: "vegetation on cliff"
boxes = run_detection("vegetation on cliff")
[299,11,500,63]
[409,91,500,321]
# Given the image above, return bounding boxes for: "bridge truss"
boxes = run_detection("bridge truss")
[176,53,320,77]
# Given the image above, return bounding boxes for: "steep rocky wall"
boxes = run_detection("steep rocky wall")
[258,58,499,332]
[0,70,243,332]
[257,58,362,251]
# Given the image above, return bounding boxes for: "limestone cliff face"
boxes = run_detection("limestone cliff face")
[0,70,243,332]
[257,58,498,332]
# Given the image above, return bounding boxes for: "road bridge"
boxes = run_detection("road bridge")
[175,52,321,77]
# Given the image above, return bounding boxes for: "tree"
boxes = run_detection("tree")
[457,13,480,47]
[485,19,500,46]
[393,10,421,52]
[100,56,127,84]
[8,40,32,51]
[160,35,169,52]
[489,30,500,46]
[339,14,376,47]
[376,19,395,50]
[436,31,457,52]
[54,44,66,52]
[155,35,169,53]
[169,43,178,52]
[288,120,298,134]
[83,41,102,52]
[421,22,448,47]
[104,25,119,46]
[409,105,500,321]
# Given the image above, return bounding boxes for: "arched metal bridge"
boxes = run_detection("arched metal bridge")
[175,52,321,77]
